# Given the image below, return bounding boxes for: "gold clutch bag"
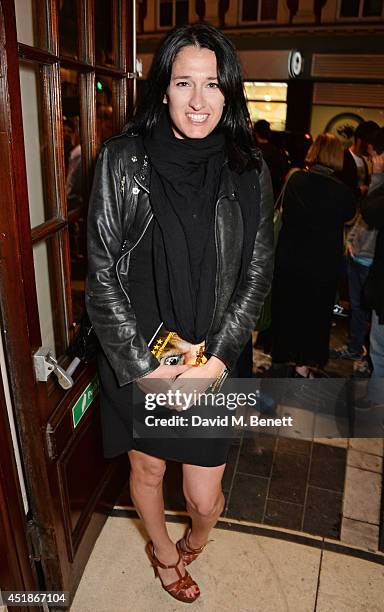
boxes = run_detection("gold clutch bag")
[149,324,207,367]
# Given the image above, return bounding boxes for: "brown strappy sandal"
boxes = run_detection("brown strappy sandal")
[176,527,211,566]
[145,541,200,604]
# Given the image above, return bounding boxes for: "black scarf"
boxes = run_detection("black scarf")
[144,111,226,344]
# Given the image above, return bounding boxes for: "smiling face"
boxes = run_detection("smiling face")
[163,45,225,139]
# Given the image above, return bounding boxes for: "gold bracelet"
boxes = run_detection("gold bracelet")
[209,368,229,393]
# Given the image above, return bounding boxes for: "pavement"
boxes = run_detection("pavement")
[71,516,384,611]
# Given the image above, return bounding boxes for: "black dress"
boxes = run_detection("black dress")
[271,167,355,367]
[97,220,233,466]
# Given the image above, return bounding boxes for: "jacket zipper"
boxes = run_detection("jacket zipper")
[120,176,126,197]
[206,161,233,336]
[115,213,153,302]
[206,195,225,336]
[133,174,149,194]
[115,173,152,301]
[115,173,163,371]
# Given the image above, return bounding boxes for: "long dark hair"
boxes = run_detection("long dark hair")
[132,23,261,173]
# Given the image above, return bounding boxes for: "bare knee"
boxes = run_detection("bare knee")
[185,490,224,518]
[129,451,166,488]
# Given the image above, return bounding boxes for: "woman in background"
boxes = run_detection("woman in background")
[271,133,356,377]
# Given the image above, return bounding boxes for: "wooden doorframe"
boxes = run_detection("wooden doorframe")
[0,0,66,590]
[0,368,39,612]
[1,0,134,600]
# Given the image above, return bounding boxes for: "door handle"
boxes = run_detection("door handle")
[33,347,81,389]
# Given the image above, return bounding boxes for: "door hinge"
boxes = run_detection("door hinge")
[45,424,57,461]
[26,519,58,563]
[26,519,42,562]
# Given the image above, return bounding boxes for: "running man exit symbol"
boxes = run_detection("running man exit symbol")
[72,376,99,428]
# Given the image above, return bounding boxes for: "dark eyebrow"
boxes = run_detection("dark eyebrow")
[172,75,218,80]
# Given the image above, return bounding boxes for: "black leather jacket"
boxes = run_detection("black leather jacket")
[86,133,274,386]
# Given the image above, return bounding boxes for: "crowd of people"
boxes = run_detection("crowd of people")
[258,118,384,407]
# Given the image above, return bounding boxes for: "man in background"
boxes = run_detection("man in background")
[340,120,379,198]
[356,130,384,409]
[332,125,382,374]
[254,119,290,199]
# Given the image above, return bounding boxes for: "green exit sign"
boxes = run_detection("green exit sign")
[72,376,99,429]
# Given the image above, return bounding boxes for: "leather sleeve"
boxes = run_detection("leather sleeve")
[85,144,159,386]
[205,160,274,371]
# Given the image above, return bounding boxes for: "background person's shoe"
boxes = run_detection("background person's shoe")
[351,357,372,379]
[333,304,349,318]
[329,345,361,360]
[354,396,383,411]
[293,368,314,379]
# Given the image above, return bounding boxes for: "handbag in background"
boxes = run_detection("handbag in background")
[67,312,99,363]
[255,168,300,333]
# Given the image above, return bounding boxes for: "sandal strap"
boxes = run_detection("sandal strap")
[165,570,196,593]
[148,542,183,576]
[146,541,200,602]
[184,528,209,553]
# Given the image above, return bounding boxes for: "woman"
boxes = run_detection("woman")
[271,133,356,377]
[86,23,273,603]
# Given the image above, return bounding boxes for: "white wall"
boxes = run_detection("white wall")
[0,328,29,514]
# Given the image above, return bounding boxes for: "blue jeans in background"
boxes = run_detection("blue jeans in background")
[346,257,371,355]
[366,311,384,404]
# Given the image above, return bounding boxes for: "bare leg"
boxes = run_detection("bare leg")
[128,450,198,598]
[182,463,226,550]
[128,450,169,547]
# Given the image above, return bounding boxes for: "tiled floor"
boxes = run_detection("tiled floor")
[225,437,346,539]
[251,312,384,551]
[71,517,384,612]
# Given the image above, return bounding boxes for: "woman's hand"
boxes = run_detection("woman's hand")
[141,363,192,380]
[177,356,226,382]
[135,363,193,409]
[171,356,227,409]
[135,358,227,411]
